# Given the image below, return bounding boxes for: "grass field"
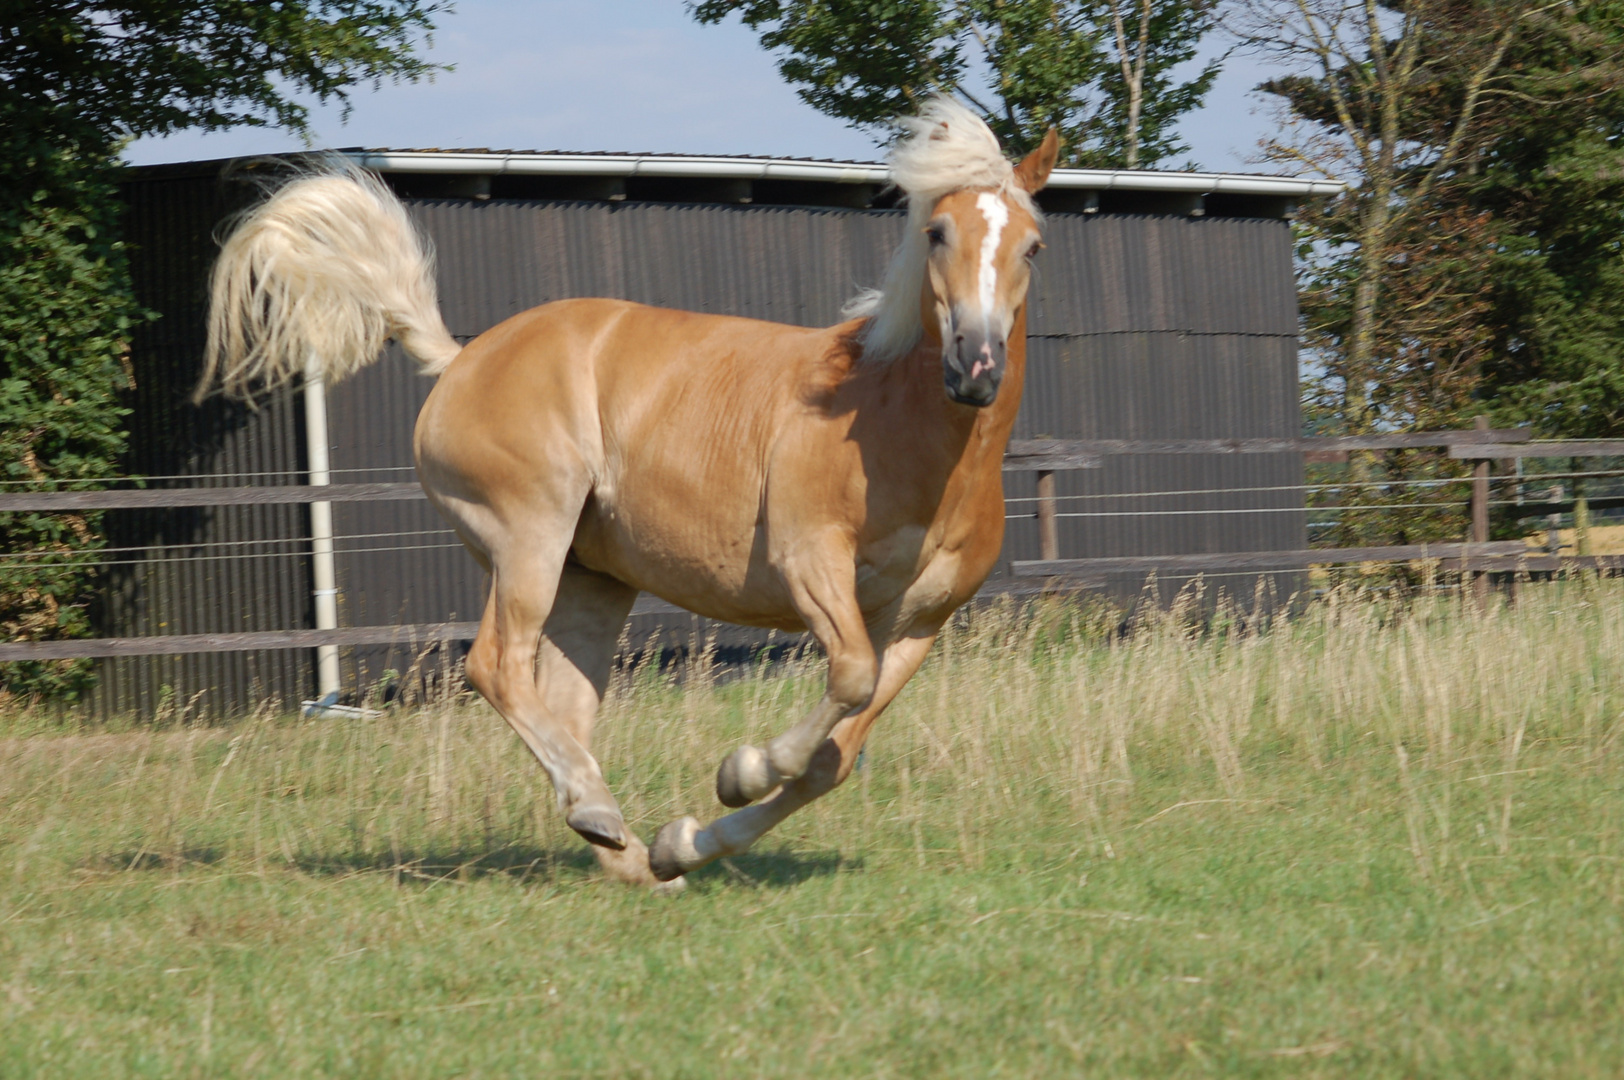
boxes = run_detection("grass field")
[3,584,1622,1077]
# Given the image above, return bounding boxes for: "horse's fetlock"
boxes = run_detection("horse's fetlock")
[765,739,806,780]
[717,744,781,807]
[798,742,844,795]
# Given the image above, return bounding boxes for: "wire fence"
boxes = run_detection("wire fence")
[9,468,1624,572]
[8,475,1620,555]
[8,434,1624,675]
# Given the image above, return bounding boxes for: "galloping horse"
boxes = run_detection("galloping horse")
[199,98,1058,888]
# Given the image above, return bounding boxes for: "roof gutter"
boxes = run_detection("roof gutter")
[341,151,1345,199]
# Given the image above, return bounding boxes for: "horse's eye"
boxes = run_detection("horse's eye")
[1026,241,1045,259]
[926,226,947,247]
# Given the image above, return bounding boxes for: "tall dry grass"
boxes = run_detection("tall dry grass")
[7,582,1624,1078]
[3,580,1619,887]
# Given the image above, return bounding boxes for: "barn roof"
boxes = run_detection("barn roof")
[354,149,1344,198]
[120,149,1342,218]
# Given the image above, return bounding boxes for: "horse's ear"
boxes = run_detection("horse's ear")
[1014,129,1060,194]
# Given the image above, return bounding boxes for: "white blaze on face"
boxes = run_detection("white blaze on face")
[975,191,1010,324]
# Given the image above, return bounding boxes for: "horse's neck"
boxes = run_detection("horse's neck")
[887,311,1026,476]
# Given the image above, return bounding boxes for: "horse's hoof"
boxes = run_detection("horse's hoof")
[716,744,778,808]
[567,804,627,850]
[649,816,702,881]
[651,874,688,896]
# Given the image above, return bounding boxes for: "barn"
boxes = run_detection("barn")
[95,149,1334,716]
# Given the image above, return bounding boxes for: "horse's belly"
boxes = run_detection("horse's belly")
[572,507,806,630]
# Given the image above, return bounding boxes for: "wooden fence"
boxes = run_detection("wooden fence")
[7,426,1623,663]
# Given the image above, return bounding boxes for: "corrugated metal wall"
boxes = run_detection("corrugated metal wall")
[1008,214,1305,600]
[107,183,1302,713]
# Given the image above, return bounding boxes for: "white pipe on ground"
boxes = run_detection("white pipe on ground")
[304,357,341,698]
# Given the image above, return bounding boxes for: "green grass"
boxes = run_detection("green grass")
[2,585,1622,1076]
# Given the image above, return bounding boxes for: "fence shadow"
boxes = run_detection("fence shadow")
[289,845,600,883]
[88,847,227,872]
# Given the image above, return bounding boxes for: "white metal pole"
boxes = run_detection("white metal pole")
[304,356,341,698]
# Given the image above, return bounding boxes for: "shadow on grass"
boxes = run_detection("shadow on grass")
[88,842,861,891]
[84,843,596,884]
[89,847,226,872]
[685,849,861,890]
[291,845,601,884]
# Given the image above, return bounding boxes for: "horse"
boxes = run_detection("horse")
[198,98,1059,889]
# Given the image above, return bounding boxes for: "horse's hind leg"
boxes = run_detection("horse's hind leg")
[650,628,938,880]
[465,541,629,851]
[535,564,678,888]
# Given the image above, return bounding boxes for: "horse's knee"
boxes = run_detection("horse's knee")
[465,636,526,712]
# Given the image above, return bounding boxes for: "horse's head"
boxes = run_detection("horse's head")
[922,131,1059,408]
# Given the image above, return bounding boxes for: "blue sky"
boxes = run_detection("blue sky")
[125,1,1285,175]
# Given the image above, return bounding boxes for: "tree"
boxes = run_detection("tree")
[1468,5,1624,437]
[0,1,448,700]
[1102,0,1224,167]
[1234,0,1624,548]
[689,0,1222,167]
[1232,0,1559,438]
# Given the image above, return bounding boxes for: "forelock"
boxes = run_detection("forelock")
[841,96,1040,364]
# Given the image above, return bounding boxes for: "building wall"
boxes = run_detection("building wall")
[104,181,1302,714]
[1007,213,1304,600]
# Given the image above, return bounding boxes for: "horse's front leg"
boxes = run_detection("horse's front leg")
[712,553,880,808]
[649,629,938,880]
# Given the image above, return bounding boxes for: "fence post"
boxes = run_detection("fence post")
[1036,470,1059,562]
[1471,416,1490,601]
[1574,457,1591,555]
[1548,483,1564,556]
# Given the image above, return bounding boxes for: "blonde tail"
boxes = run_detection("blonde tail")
[196,161,461,401]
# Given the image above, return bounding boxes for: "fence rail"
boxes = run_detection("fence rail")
[0,623,480,662]
[1010,428,1529,462]
[0,483,424,512]
[0,431,1539,511]
[1014,541,1527,579]
[1452,440,1624,459]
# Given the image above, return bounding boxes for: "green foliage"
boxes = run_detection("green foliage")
[0,1,448,700]
[1,1,450,143]
[690,0,1221,167]
[0,126,145,700]
[1471,3,1624,437]
[1252,2,1624,544]
[1258,1,1624,441]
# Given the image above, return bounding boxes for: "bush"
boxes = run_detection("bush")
[0,126,148,702]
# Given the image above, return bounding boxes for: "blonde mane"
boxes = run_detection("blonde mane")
[843,97,1038,365]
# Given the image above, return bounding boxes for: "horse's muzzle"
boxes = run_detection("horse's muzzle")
[944,330,1005,407]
